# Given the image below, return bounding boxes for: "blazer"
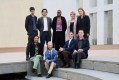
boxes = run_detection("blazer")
[37,17,52,37]
[67,20,77,39]
[63,39,76,53]
[74,38,90,58]
[27,43,43,58]
[76,15,90,35]
[45,49,58,63]
[25,15,38,36]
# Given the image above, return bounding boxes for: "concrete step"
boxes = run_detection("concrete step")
[53,68,119,80]
[80,56,119,74]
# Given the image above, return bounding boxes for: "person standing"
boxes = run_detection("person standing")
[29,36,43,77]
[25,7,38,61]
[45,41,58,78]
[37,9,52,51]
[76,8,90,38]
[67,11,77,39]
[72,30,90,68]
[52,10,67,51]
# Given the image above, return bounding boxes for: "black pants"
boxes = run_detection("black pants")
[55,31,65,51]
[72,51,86,67]
[59,51,71,66]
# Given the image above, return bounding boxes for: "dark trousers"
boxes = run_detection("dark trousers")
[26,31,38,60]
[59,51,71,67]
[72,51,86,67]
[40,31,51,51]
[55,31,65,51]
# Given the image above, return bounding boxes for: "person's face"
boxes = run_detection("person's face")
[57,10,62,17]
[48,43,53,50]
[42,10,47,16]
[70,13,75,19]
[34,36,39,43]
[78,30,84,38]
[69,32,74,39]
[78,9,83,16]
[30,10,35,15]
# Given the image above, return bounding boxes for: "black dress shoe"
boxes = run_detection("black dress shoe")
[32,69,36,73]
[64,64,70,68]
[38,74,42,77]
[46,73,51,78]
[76,63,80,68]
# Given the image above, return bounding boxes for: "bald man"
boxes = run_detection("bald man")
[45,41,58,78]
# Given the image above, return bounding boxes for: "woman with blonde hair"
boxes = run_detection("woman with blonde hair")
[67,11,77,39]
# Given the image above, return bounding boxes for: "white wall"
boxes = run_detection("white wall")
[0,0,43,48]
[43,0,77,21]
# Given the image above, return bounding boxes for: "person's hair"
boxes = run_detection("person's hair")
[78,8,85,16]
[70,11,76,16]
[48,41,53,45]
[78,29,84,33]
[34,35,39,39]
[29,7,35,11]
[69,31,74,34]
[41,8,48,13]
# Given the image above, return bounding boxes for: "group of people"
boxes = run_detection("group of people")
[25,7,90,78]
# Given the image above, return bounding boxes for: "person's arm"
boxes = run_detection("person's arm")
[37,18,40,31]
[83,39,90,51]
[63,17,67,31]
[25,16,29,32]
[50,18,52,29]
[51,50,58,62]
[86,16,90,34]
[52,17,56,30]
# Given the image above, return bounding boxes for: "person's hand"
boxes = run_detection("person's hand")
[87,33,90,36]
[78,49,83,52]
[59,47,64,52]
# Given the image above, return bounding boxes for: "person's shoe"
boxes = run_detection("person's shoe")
[50,73,53,77]
[76,63,80,68]
[32,69,36,73]
[64,64,70,68]
[38,74,42,77]
[46,73,51,78]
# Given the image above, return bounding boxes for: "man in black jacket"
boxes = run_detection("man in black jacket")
[28,36,43,77]
[52,10,67,51]
[25,7,38,60]
[72,30,90,68]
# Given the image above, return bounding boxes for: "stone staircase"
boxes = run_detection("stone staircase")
[53,56,119,80]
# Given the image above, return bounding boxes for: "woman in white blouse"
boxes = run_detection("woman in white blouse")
[67,11,77,39]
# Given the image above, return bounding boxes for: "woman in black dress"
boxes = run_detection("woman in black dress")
[76,8,90,38]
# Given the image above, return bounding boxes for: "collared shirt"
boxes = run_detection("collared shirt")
[68,38,72,48]
[56,17,62,31]
[49,50,52,57]
[43,17,48,31]
[32,17,37,31]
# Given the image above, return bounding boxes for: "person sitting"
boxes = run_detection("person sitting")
[59,32,76,68]
[28,35,43,77]
[45,41,58,78]
[72,30,90,68]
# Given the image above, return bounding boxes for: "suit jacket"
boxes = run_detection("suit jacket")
[45,49,58,63]
[76,15,90,35]
[63,39,76,53]
[74,38,90,58]
[37,17,52,37]
[27,43,43,58]
[25,15,38,35]
[52,16,67,44]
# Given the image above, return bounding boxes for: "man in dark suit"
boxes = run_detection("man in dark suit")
[72,30,90,68]
[37,9,52,50]
[28,36,43,77]
[52,10,67,51]
[59,32,76,68]
[25,7,38,61]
